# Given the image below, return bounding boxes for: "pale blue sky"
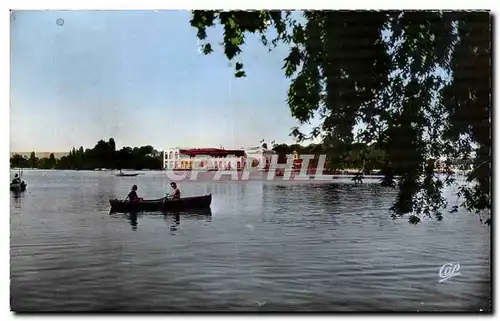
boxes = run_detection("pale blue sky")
[10,10,317,152]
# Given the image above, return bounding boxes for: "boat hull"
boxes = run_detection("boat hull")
[109,194,212,213]
[116,173,139,177]
[10,182,27,192]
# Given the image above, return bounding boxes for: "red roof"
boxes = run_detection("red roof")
[179,148,245,157]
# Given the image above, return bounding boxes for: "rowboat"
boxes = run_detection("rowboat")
[10,181,27,192]
[116,173,139,177]
[109,194,212,213]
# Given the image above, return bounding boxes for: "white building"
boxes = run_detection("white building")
[163,148,246,170]
[243,146,277,170]
[162,146,283,171]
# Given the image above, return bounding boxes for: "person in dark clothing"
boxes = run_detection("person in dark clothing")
[169,182,181,199]
[125,185,139,202]
[12,174,21,184]
[352,173,364,184]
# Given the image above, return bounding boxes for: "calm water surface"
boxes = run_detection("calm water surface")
[10,170,491,311]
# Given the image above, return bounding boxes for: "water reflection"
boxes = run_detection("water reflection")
[163,208,213,220]
[11,192,24,209]
[162,209,213,232]
[111,208,213,232]
[169,213,180,231]
[11,190,23,199]
[128,212,138,231]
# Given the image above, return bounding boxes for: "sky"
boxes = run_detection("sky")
[10,10,318,152]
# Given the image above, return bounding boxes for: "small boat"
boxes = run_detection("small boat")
[109,194,212,213]
[116,173,139,177]
[10,181,27,192]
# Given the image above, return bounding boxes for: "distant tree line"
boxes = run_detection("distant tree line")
[10,138,163,170]
[10,152,57,169]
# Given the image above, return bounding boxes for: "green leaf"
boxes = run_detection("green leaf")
[235,70,246,78]
[202,43,213,55]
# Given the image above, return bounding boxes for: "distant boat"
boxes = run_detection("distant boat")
[11,164,26,192]
[10,181,27,192]
[116,172,139,177]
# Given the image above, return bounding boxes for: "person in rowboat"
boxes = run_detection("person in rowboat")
[125,185,141,202]
[12,174,21,184]
[168,182,181,200]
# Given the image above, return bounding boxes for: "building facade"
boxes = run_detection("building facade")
[163,148,246,170]
[161,146,285,171]
[243,146,277,170]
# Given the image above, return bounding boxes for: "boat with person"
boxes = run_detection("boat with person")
[109,194,212,213]
[10,181,27,192]
[10,170,27,192]
[116,170,139,177]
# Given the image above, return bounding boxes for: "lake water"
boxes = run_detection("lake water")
[10,170,491,312]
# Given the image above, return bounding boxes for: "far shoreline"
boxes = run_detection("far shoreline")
[9,168,470,180]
